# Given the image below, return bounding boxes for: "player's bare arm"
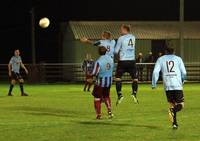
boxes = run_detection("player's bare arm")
[80,37,94,44]
[20,63,28,74]
[8,63,12,77]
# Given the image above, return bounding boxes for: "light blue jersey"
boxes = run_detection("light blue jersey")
[94,39,116,59]
[152,55,187,91]
[9,56,22,73]
[92,55,114,87]
[115,34,136,61]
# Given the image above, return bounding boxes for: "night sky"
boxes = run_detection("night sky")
[0,0,200,63]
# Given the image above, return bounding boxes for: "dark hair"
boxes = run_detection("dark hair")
[102,31,112,39]
[121,24,131,32]
[98,46,107,55]
[165,47,174,54]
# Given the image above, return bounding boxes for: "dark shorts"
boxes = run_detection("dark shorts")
[85,75,93,83]
[115,61,137,79]
[92,85,110,98]
[11,71,23,81]
[166,90,184,104]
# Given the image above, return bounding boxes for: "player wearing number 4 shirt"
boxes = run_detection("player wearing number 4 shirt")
[80,31,116,60]
[152,46,187,129]
[115,24,139,105]
[92,46,114,119]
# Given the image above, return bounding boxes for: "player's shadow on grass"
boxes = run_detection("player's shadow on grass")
[78,121,160,129]
[8,106,80,118]
[78,121,131,127]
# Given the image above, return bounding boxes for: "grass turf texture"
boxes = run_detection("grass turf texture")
[0,83,200,141]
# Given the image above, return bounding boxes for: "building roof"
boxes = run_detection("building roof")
[69,21,200,40]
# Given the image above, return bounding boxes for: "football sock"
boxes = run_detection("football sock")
[94,99,101,116]
[8,84,14,94]
[116,81,122,96]
[19,83,24,94]
[174,112,177,124]
[104,97,111,113]
[87,83,92,91]
[132,81,138,95]
[173,104,183,112]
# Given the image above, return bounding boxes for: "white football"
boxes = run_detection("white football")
[39,17,50,28]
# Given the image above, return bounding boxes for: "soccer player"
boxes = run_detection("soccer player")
[80,31,116,60]
[8,49,29,96]
[82,54,95,92]
[145,52,154,81]
[115,24,139,105]
[92,46,114,119]
[136,52,144,81]
[152,46,186,129]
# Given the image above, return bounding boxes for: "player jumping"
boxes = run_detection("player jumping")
[115,24,139,105]
[152,46,186,129]
[80,31,116,60]
[82,54,94,92]
[8,49,29,96]
[92,46,114,119]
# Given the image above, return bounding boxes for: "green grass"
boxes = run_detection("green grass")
[0,83,200,141]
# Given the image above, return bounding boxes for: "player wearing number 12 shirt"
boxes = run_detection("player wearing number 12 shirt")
[80,31,116,60]
[152,46,187,129]
[115,24,139,105]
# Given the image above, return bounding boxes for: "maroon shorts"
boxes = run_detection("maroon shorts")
[85,75,93,83]
[92,85,110,98]
[85,74,93,80]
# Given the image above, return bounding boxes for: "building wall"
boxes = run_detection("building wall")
[63,39,200,64]
[62,23,199,63]
[168,39,200,63]
[62,39,152,63]
[62,23,99,63]
[184,40,200,63]
[135,40,152,57]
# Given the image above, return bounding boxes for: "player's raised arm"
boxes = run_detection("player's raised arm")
[152,59,161,89]
[80,37,94,45]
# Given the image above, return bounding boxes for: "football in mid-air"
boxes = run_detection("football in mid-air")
[39,17,50,28]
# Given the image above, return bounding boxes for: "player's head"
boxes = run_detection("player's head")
[14,49,20,56]
[120,24,131,35]
[86,54,92,60]
[98,46,107,55]
[138,52,143,56]
[158,52,163,56]
[165,46,174,55]
[101,31,112,40]
[149,51,152,55]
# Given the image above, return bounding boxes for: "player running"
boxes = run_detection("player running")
[82,54,95,92]
[80,31,116,60]
[152,46,186,129]
[115,24,139,105]
[92,46,114,119]
[8,49,29,96]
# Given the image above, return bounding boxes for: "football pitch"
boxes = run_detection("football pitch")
[0,83,199,141]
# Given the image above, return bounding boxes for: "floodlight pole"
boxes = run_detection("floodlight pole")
[179,0,184,59]
[31,7,36,65]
